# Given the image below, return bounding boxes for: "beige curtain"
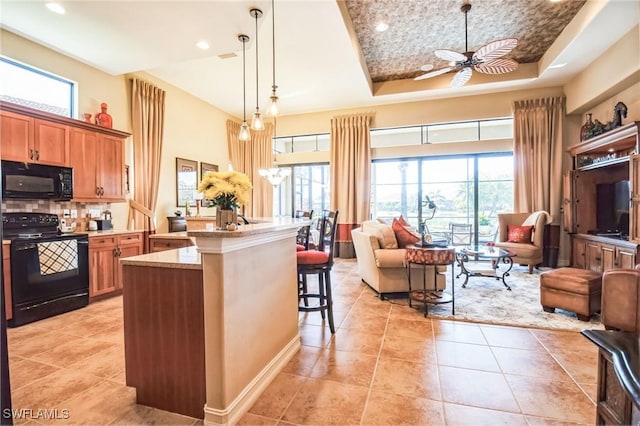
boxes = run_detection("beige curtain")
[128,78,166,252]
[226,120,273,217]
[513,97,564,221]
[330,113,373,257]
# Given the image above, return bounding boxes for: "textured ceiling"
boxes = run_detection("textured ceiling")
[344,0,586,82]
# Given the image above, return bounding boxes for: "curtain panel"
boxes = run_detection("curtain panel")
[330,113,373,257]
[226,120,273,218]
[128,78,166,252]
[513,97,564,222]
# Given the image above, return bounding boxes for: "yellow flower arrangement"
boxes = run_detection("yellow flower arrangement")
[198,171,252,210]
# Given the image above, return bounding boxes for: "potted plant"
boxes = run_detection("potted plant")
[198,171,252,229]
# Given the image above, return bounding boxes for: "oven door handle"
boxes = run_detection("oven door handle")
[77,240,89,246]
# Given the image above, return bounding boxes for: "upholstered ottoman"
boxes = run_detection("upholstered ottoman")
[539,267,602,321]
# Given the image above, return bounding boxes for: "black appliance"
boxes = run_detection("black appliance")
[3,213,89,327]
[1,160,73,201]
[594,180,630,237]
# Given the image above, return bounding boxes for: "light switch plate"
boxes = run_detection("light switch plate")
[70,210,78,218]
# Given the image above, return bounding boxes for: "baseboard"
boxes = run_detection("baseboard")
[203,334,301,425]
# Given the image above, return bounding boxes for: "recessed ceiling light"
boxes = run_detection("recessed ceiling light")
[375,22,389,32]
[549,63,567,69]
[196,40,210,50]
[45,3,66,15]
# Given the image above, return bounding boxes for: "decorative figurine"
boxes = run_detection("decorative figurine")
[83,113,92,123]
[95,102,113,128]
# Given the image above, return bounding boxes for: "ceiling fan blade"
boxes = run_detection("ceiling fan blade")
[414,66,454,81]
[451,67,472,88]
[420,64,434,72]
[473,38,518,62]
[434,49,466,63]
[474,58,519,75]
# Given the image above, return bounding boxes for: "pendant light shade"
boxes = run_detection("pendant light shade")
[238,34,251,141]
[268,0,279,117]
[250,8,265,131]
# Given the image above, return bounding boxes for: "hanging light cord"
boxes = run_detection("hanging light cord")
[242,36,247,122]
[271,0,276,91]
[254,10,260,112]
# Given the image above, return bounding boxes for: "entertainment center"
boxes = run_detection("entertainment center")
[565,122,640,272]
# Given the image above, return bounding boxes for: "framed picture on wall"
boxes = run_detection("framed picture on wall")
[176,157,198,207]
[200,162,219,207]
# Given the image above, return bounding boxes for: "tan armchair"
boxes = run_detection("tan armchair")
[601,266,640,331]
[493,211,551,274]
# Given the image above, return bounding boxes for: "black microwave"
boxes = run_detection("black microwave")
[1,160,73,201]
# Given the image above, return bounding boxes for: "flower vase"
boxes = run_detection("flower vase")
[580,113,594,141]
[216,209,237,229]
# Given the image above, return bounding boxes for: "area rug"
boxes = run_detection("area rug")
[404,263,605,332]
[337,257,605,332]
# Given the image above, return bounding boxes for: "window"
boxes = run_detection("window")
[371,118,513,148]
[274,134,330,154]
[371,153,513,245]
[0,56,76,117]
[273,163,330,218]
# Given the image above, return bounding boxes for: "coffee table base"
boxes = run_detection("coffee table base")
[456,255,513,291]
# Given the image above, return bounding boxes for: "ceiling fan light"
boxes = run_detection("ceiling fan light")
[239,122,251,141]
[251,111,265,131]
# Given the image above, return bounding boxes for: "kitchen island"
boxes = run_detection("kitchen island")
[121,218,306,424]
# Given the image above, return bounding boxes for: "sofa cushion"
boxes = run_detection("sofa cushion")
[507,225,533,243]
[392,218,420,248]
[361,221,398,249]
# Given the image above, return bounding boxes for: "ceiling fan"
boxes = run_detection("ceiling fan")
[415,2,518,88]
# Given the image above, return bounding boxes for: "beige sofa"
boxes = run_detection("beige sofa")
[351,221,446,297]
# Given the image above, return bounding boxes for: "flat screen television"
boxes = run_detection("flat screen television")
[595,180,630,236]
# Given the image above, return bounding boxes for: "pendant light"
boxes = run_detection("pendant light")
[250,8,265,131]
[238,34,251,141]
[267,0,279,116]
[258,117,290,186]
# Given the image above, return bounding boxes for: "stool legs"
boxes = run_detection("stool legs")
[298,269,335,334]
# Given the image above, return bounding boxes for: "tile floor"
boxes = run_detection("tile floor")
[6,259,598,425]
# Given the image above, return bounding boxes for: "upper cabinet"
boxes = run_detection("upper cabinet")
[0,101,130,202]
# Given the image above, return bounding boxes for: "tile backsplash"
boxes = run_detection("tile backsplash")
[2,200,111,231]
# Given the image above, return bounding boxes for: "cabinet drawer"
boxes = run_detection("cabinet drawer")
[89,236,117,248]
[118,233,143,246]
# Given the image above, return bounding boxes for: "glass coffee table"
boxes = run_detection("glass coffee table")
[455,246,515,290]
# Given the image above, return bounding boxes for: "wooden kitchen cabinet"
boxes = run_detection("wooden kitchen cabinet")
[89,232,143,299]
[0,110,68,166]
[3,242,12,321]
[68,129,125,202]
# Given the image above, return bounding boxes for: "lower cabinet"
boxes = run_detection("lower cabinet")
[89,232,143,299]
[3,242,11,320]
[571,234,638,273]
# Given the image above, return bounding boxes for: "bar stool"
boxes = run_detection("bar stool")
[296,209,339,333]
[295,210,313,251]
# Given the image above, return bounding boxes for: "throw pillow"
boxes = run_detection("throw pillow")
[507,225,533,243]
[362,221,398,249]
[392,218,420,248]
[397,215,410,227]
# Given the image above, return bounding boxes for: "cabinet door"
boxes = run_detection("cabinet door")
[89,237,118,298]
[3,244,12,320]
[563,171,576,233]
[68,128,100,200]
[97,134,125,201]
[572,236,586,268]
[630,155,640,243]
[600,244,616,272]
[34,119,68,166]
[0,110,34,162]
[585,241,602,272]
[616,247,637,270]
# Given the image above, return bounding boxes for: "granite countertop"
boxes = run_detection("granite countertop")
[149,231,192,240]
[83,229,146,237]
[187,217,309,239]
[120,245,201,270]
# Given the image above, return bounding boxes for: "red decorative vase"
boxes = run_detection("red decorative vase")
[95,103,113,128]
